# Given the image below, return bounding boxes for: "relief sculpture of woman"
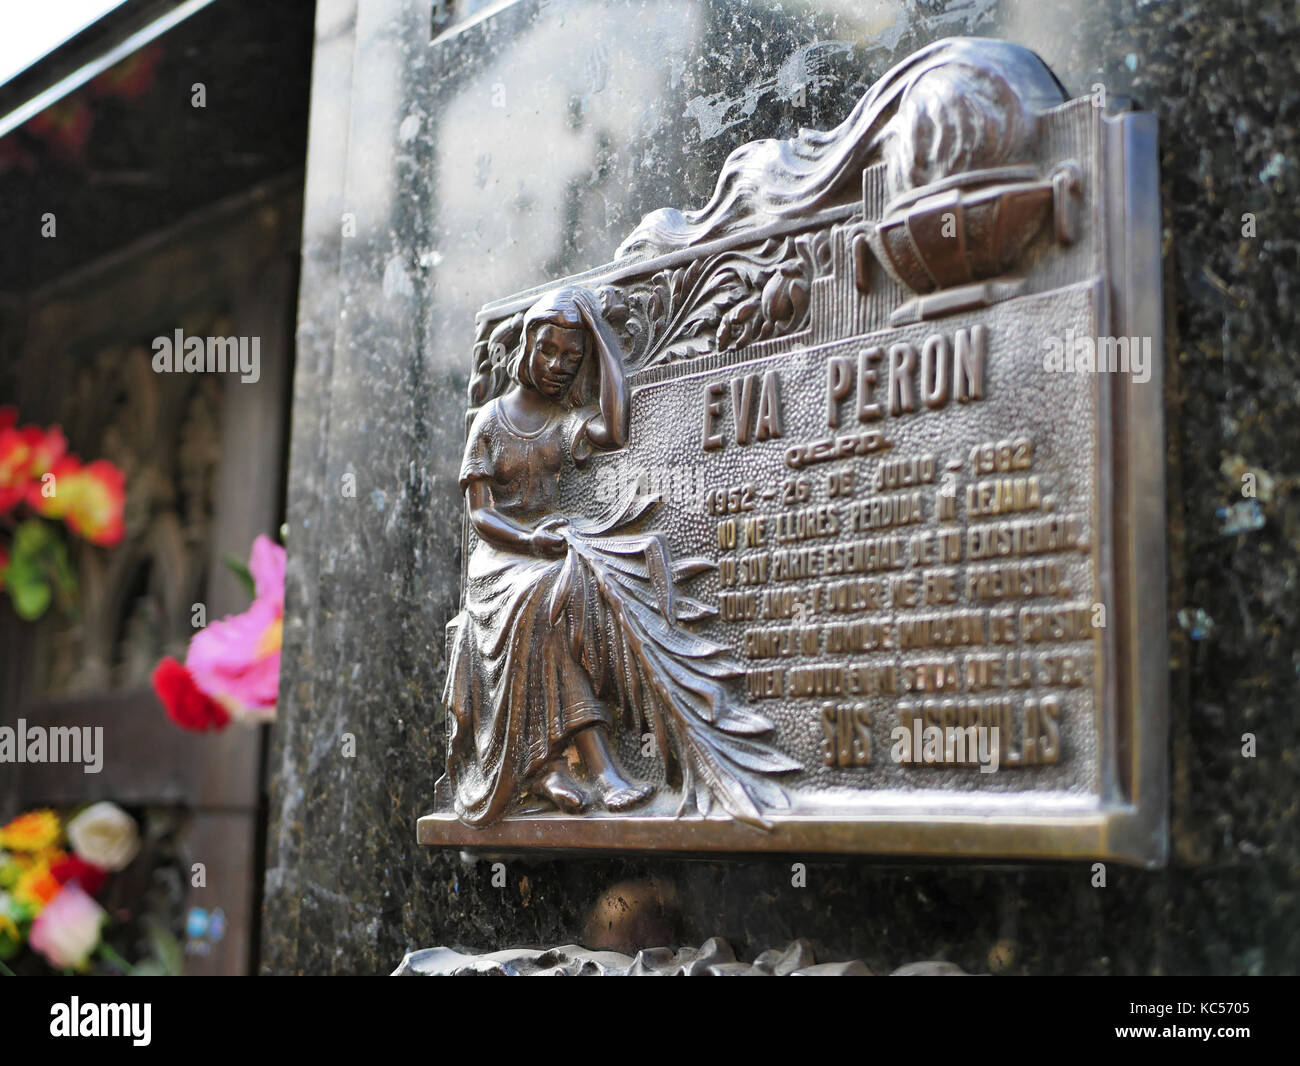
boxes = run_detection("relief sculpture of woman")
[445,287,651,822]
[444,286,797,829]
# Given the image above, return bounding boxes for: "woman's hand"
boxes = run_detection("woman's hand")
[529,517,570,556]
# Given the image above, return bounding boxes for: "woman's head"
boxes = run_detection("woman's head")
[510,288,595,401]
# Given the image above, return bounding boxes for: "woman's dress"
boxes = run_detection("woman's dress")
[443,397,604,825]
[444,395,797,829]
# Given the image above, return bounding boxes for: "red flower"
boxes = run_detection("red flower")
[25,454,80,518]
[0,424,32,502]
[151,657,231,732]
[21,423,67,478]
[49,853,108,896]
[2,419,69,516]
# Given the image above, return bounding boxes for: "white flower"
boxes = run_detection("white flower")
[66,802,140,872]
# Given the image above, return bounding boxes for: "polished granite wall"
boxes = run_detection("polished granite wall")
[262,0,1300,974]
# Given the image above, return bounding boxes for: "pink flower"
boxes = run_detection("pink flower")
[249,533,285,613]
[29,883,106,970]
[186,535,284,721]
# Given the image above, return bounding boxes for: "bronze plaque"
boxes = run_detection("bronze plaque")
[419,37,1167,865]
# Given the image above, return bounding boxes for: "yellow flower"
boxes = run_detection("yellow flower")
[0,853,21,889]
[0,809,60,852]
[14,861,60,909]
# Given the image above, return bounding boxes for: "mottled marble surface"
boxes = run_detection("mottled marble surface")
[262,0,1299,974]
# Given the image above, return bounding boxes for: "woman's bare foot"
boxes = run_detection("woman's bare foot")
[591,769,654,812]
[573,724,654,811]
[533,766,590,813]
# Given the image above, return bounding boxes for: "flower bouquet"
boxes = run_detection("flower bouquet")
[0,803,142,974]
[151,535,284,730]
[0,407,126,620]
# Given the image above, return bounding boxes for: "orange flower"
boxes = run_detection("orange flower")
[16,863,62,909]
[0,410,127,548]
[36,459,126,547]
[0,809,61,852]
[25,454,81,520]
[15,862,63,910]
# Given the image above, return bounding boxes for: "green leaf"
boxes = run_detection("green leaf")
[6,518,73,619]
[13,517,54,556]
[7,564,51,620]
[144,918,184,976]
[222,553,256,599]
[46,535,77,610]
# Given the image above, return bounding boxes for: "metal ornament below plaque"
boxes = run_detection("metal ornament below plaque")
[419,37,1167,865]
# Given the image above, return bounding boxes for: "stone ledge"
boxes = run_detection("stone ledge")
[417,808,1152,864]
